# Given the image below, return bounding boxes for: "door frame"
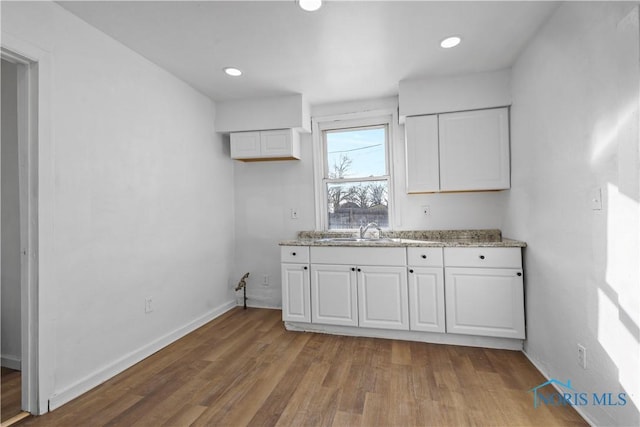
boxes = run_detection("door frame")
[1,46,40,415]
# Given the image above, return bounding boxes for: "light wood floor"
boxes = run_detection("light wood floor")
[1,367,22,423]
[15,308,586,426]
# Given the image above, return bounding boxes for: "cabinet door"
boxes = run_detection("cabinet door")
[438,107,510,191]
[445,267,525,339]
[281,263,311,323]
[230,131,261,159]
[357,266,409,330]
[260,129,293,158]
[408,267,445,333]
[405,115,440,193]
[311,264,358,326]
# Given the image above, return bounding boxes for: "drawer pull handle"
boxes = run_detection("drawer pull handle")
[517,272,522,276]
[292,252,296,256]
[409,269,414,273]
[304,266,308,270]
[479,255,485,260]
[351,267,356,272]
[421,255,427,259]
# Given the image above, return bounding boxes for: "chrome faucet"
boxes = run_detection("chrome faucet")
[359,222,381,239]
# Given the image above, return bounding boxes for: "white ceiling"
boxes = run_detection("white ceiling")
[58,1,558,105]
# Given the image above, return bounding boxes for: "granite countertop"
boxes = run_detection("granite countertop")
[279,229,526,248]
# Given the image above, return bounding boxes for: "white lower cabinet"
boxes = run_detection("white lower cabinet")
[358,266,409,330]
[444,247,525,339]
[407,247,445,333]
[408,267,445,333]
[310,264,358,326]
[281,246,310,322]
[281,245,525,342]
[309,247,407,329]
[281,263,311,323]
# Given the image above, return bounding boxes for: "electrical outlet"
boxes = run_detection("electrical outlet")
[577,344,587,369]
[290,208,298,219]
[145,297,153,314]
[422,205,431,216]
[263,274,269,286]
[591,187,602,210]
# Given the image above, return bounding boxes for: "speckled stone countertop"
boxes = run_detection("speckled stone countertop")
[279,229,526,248]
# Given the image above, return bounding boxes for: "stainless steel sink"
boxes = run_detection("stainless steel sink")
[314,237,396,243]
[312,237,441,245]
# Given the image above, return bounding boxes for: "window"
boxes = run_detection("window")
[316,115,393,230]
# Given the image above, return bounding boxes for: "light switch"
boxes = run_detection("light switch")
[591,187,602,210]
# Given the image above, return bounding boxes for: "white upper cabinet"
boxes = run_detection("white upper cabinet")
[405,115,440,193]
[404,107,510,193]
[230,129,300,161]
[439,108,510,191]
[230,131,261,159]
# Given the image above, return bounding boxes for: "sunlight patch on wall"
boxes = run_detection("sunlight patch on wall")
[590,101,636,165]
[606,183,639,325]
[598,183,640,407]
[597,288,639,408]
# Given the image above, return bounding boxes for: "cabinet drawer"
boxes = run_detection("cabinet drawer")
[407,247,443,267]
[310,246,406,266]
[281,246,310,263]
[444,247,521,268]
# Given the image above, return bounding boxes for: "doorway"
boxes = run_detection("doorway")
[1,58,24,423]
[1,47,39,423]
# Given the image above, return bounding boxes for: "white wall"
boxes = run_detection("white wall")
[2,1,236,411]
[233,96,507,308]
[216,94,311,133]
[232,134,315,308]
[1,59,22,369]
[505,2,640,425]
[398,68,511,119]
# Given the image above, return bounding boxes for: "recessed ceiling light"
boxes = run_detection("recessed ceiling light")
[440,36,462,49]
[298,0,322,12]
[223,67,243,77]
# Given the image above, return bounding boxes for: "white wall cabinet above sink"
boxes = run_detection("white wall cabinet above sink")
[230,129,300,161]
[405,107,510,193]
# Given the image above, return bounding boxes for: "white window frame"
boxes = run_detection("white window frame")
[312,110,396,231]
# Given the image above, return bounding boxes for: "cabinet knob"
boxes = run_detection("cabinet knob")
[291,252,296,256]
[351,267,356,272]
[409,269,414,273]
[517,272,522,276]
[479,255,485,260]
[304,266,308,270]
[421,255,427,259]
[357,268,361,272]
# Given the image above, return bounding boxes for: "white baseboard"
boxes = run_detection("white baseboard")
[285,321,523,351]
[48,300,236,411]
[239,302,281,310]
[522,350,595,426]
[1,354,21,370]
